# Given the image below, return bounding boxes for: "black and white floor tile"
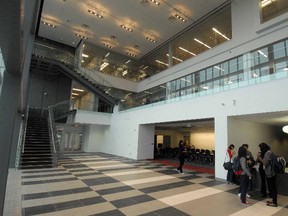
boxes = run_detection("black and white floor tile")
[4,152,288,216]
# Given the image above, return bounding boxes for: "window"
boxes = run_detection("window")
[260,0,288,23]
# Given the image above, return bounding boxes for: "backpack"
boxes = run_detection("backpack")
[270,153,286,174]
[232,156,242,175]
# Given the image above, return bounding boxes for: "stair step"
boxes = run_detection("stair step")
[21,165,53,169]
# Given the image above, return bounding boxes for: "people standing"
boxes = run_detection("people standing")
[243,144,255,190]
[258,142,278,207]
[226,144,236,184]
[256,151,269,197]
[177,140,186,174]
[238,146,252,205]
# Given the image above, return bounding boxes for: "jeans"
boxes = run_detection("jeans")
[240,175,249,203]
[267,175,277,204]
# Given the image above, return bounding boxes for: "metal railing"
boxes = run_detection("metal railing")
[15,106,29,168]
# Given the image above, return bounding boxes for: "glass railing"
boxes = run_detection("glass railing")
[118,40,288,111]
[33,42,115,89]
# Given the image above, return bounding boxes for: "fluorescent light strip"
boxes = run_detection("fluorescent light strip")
[166,54,183,62]
[156,60,169,67]
[125,60,131,64]
[72,88,84,92]
[212,28,230,41]
[261,0,274,7]
[122,70,128,76]
[258,50,268,58]
[179,47,196,56]
[72,92,79,96]
[214,66,225,72]
[82,53,89,58]
[100,62,109,71]
[181,78,191,83]
[194,38,211,49]
[143,66,149,69]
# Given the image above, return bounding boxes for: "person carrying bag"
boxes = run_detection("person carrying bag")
[224,144,235,184]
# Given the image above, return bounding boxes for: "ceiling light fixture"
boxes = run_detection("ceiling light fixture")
[120,24,133,32]
[156,60,169,67]
[149,0,160,5]
[143,66,149,69]
[127,52,136,57]
[194,38,211,49]
[41,21,56,28]
[72,92,79,96]
[261,0,277,8]
[103,43,115,49]
[122,70,128,76]
[125,60,131,64]
[75,33,88,40]
[82,53,89,58]
[283,125,288,134]
[146,36,157,43]
[72,88,84,92]
[174,14,187,22]
[212,28,230,40]
[179,47,196,56]
[258,50,268,57]
[88,9,103,18]
[166,54,183,62]
[100,62,109,71]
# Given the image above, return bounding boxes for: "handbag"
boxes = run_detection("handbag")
[223,161,232,170]
[223,151,232,170]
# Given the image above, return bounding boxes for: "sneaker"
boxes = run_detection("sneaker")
[238,193,250,198]
[176,169,180,173]
[241,201,251,205]
[181,172,185,175]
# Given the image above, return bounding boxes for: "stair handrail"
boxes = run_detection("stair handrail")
[33,42,115,89]
[15,105,29,168]
[48,106,58,167]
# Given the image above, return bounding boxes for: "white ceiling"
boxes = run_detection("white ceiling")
[39,0,228,59]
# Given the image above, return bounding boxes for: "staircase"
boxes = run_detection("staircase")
[20,110,54,169]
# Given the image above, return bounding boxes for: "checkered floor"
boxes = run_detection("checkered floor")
[4,152,288,215]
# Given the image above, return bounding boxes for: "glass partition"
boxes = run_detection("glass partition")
[81,4,231,82]
[119,38,288,110]
[260,0,288,23]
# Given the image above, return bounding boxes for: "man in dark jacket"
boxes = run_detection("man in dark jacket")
[258,142,278,207]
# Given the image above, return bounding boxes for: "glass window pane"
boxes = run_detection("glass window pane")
[273,42,286,59]
[206,67,213,80]
[199,70,206,82]
[229,58,238,73]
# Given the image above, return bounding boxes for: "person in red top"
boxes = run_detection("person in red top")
[226,144,236,184]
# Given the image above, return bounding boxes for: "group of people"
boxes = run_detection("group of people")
[225,142,278,207]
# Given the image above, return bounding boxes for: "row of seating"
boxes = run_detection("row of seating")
[156,147,215,166]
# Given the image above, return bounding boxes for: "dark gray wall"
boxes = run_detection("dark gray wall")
[27,71,72,108]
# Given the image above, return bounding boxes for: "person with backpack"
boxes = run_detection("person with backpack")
[238,146,252,205]
[258,142,278,207]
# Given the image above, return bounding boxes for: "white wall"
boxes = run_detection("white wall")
[190,132,215,151]
[75,0,288,182]
[78,78,288,181]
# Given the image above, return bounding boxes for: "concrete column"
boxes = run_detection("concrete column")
[0,72,21,214]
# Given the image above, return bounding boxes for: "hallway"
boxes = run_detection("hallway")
[4,152,288,216]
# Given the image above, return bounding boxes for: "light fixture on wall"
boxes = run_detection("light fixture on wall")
[283,125,288,134]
